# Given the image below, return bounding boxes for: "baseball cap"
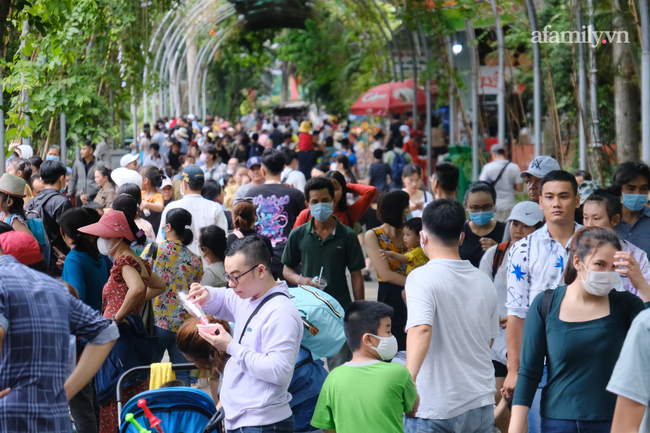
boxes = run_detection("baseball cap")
[181,165,205,187]
[247,156,262,169]
[507,201,544,227]
[111,167,143,189]
[521,156,561,179]
[120,153,139,168]
[78,209,135,241]
[490,144,505,153]
[0,231,43,265]
[399,124,410,134]
[161,176,173,189]
[578,180,600,205]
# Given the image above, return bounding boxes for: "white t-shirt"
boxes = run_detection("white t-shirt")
[405,259,500,420]
[479,244,509,366]
[479,160,522,211]
[281,167,306,193]
[403,190,434,218]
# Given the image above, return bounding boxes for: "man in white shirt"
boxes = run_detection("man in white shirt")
[405,199,499,433]
[503,170,581,433]
[188,236,303,432]
[479,144,522,221]
[156,165,228,256]
[142,143,167,175]
[280,149,306,192]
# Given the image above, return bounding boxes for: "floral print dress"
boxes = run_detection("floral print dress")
[142,239,203,332]
[372,226,407,280]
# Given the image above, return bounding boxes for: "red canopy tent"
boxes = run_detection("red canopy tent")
[350,79,438,117]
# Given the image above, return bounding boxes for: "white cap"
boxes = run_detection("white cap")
[161,176,172,189]
[120,153,139,168]
[111,167,142,189]
[521,156,561,179]
[202,126,210,134]
[507,201,544,226]
[187,113,196,120]
[399,124,410,134]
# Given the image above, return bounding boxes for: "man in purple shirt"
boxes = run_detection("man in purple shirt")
[189,235,303,432]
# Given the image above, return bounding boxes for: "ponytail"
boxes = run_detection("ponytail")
[563,227,622,285]
[165,208,194,246]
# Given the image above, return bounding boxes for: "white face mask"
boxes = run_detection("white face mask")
[369,334,398,361]
[97,237,118,257]
[579,262,620,296]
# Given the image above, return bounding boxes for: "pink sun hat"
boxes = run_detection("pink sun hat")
[78,210,135,241]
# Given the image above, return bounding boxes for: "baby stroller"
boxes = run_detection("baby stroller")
[117,363,224,433]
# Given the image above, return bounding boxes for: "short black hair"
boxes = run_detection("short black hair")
[171,140,181,148]
[116,184,142,205]
[29,156,43,170]
[541,170,578,195]
[160,379,187,388]
[261,148,285,176]
[201,179,222,201]
[82,139,95,151]
[151,142,160,152]
[325,136,334,148]
[313,163,330,174]
[225,234,272,270]
[573,169,592,181]
[344,300,394,352]
[422,198,466,247]
[339,138,351,149]
[304,177,335,202]
[611,161,650,196]
[376,190,410,229]
[433,162,459,193]
[404,217,423,236]
[402,163,422,178]
[200,225,228,261]
[40,160,67,185]
[464,180,497,204]
[252,133,259,141]
[373,149,384,160]
[283,149,297,165]
[584,189,623,220]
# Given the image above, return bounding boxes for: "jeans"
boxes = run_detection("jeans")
[527,366,548,433]
[292,395,322,433]
[153,326,191,385]
[540,418,612,433]
[227,416,294,433]
[403,405,494,433]
[69,380,100,433]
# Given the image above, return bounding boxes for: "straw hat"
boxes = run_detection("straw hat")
[0,173,26,198]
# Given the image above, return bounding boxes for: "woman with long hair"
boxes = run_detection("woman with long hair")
[176,316,231,403]
[292,170,377,230]
[78,200,166,433]
[141,208,203,385]
[116,183,156,243]
[364,189,411,351]
[139,165,165,234]
[93,166,117,208]
[509,227,650,433]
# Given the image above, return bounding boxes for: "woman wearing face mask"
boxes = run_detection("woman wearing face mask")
[509,227,650,433]
[477,201,544,430]
[293,170,377,230]
[141,208,202,386]
[78,209,166,433]
[460,181,506,268]
[364,190,411,351]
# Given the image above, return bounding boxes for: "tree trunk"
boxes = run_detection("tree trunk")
[280,61,290,104]
[613,26,640,161]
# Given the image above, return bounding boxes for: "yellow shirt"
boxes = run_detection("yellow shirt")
[405,247,429,275]
[142,191,164,204]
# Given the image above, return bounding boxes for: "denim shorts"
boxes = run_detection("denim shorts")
[403,405,494,433]
[227,416,294,433]
[540,417,612,433]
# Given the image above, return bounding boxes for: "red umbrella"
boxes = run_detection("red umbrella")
[350,79,438,117]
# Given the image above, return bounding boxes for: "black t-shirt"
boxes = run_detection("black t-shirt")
[168,152,183,170]
[227,228,273,257]
[270,130,284,148]
[388,121,403,150]
[459,220,507,268]
[247,183,307,278]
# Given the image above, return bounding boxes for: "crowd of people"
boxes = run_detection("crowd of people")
[2,110,650,433]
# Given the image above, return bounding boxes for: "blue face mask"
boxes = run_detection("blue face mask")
[46,155,59,161]
[405,212,414,221]
[469,211,494,226]
[622,193,648,212]
[310,202,334,222]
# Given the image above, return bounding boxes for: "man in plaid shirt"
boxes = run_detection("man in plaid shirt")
[0,254,118,432]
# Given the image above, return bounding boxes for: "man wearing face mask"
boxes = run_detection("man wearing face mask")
[156,165,227,257]
[26,160,73,276]
[405,198,499,433]
[503,170,582,433]
[611,161,650,257]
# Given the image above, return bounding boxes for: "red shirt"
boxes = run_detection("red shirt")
[293,183,378,228]
[298,133,314,152]
[403,140,419,163]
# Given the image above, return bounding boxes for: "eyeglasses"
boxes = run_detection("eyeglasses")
[223,264,260,285]
[468,204,494,213]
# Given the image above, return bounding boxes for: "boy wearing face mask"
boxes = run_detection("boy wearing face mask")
[282,176,366,369]
[311,300,419,433]
[509,227,650,433]
[611,161,650,257]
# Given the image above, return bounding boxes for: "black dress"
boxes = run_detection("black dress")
[459,220,507,268]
